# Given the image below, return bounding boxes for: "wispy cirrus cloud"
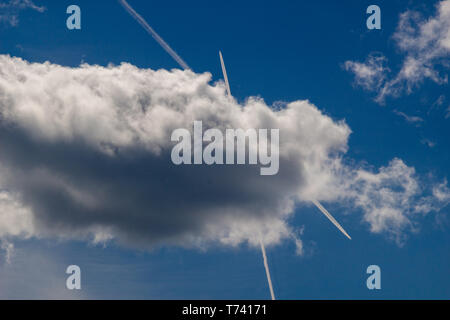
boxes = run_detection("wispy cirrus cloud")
[345,0,450,104]
[0,0,45,27]
[393,110,424,126]
[344,54,390,92]
[421,138,436,148]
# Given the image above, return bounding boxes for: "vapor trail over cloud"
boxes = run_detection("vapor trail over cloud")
[0,55,448,252]
[118,0,190,70]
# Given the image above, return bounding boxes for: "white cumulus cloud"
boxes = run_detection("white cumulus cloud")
[0,55,448,254]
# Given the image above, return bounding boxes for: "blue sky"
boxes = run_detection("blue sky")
[0,0,449,299]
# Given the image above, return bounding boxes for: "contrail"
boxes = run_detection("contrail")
[312,199,352,240]
[218,52,275,299]
[118,0,190,70]
[259,237,276,300]
[219,51,231,96]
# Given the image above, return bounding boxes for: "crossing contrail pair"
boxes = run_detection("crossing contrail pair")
[118,0,352,300]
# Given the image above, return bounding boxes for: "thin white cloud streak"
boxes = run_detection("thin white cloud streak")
[219,51,231,97]
[393,110,424,125]
[118,0,190,70]
[0,0,45,12]
[312,200,351,240]
[259,238,275,300]
[420,138,436,148]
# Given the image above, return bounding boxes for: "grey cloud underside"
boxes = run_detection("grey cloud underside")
[0,55,321,249]
[0,127,301,248]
